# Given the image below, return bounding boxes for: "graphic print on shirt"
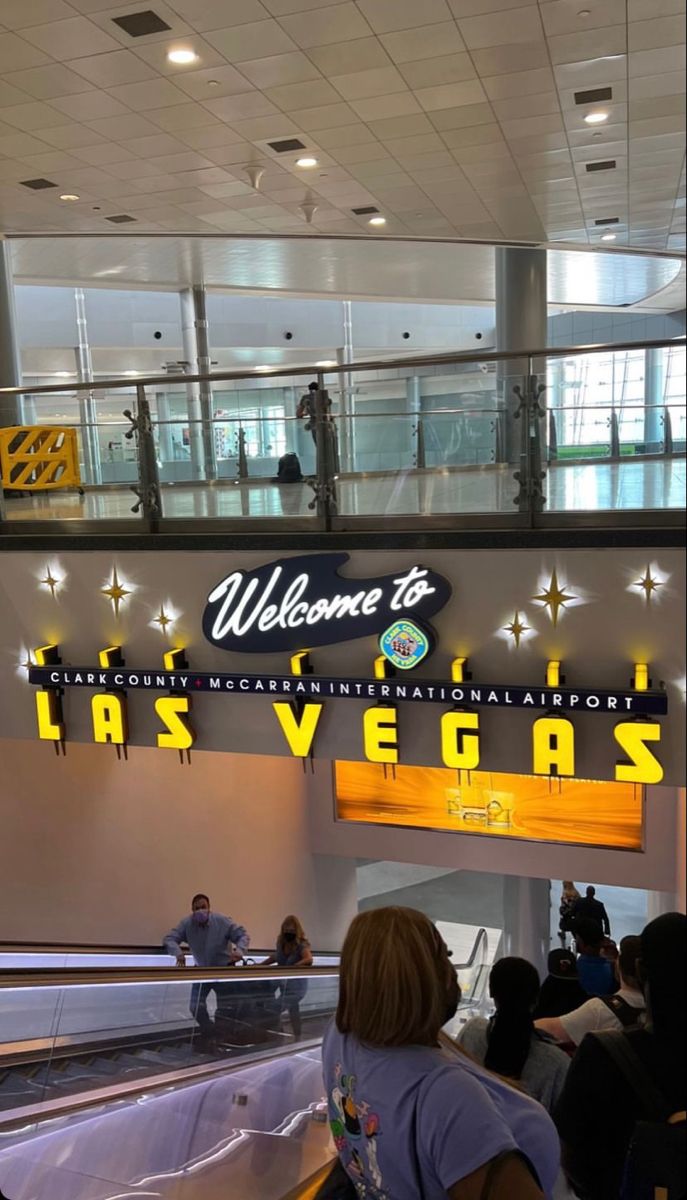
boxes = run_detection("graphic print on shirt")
[329,1064,388,1198]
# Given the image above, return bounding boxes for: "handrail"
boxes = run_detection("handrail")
[0,939,340,955]
[0,337,683,397]
[0,964,339,988]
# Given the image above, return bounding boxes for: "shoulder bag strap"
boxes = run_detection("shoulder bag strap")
[592,1030,672,1122]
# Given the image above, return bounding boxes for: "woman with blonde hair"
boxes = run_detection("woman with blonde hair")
[559,882,581,947]
[319,906,559,1199]
[262,915,313,1038]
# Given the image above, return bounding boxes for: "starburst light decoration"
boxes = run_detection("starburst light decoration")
[532,568,578,628]
[503,611,531,648]
[150,601,180,637]
[101,566,133,618]
[631,563,666,604]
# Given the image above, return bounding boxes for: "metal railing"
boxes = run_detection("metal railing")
[0,335,684,532]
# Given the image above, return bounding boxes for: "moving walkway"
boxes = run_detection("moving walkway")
[0,931,489,1198]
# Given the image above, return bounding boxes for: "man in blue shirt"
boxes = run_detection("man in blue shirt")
[574,918,616,998]
[164,893,250,1040]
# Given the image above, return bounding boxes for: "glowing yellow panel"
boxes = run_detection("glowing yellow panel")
[546,661,561,688]
[633,663,649,692]
[98,646,122,669]
[91,693,128,745]
[334,763,643,850]
[451,657,467,684]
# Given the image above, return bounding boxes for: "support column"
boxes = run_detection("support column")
[336,299,354,473]
[407,375,424,468]
[644,347,664,451]
[74,289,102,486]
[179,289,205,482]
[495,247,548,463]
[192,286,217,481]
[502,875,550,981]
[0,241,24,426]
[156,391,174,467]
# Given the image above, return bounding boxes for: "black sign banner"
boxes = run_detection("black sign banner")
[28,667,668,714]
[202,553,451,654]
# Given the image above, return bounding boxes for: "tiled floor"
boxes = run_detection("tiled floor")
[3,458,685,522]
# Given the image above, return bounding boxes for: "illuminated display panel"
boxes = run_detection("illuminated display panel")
[334,763,643,851]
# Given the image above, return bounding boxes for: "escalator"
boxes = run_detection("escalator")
[0,930,490,1199]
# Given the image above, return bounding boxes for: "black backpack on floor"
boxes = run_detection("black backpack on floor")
[273,452,303,483]
[595,1030,686,1200]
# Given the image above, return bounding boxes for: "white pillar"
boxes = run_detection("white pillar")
[192,285,217,481]
[0,241,24,426]
[179,288,205,481]
[644,347,664,450]
[502,875,551,981]
[74,289,102,486]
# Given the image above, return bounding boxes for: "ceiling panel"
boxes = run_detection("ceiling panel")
[0,0,683,253]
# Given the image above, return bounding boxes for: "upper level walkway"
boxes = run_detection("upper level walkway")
[1,335,685,542]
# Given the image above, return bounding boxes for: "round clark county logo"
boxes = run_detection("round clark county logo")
[380,620,431,671]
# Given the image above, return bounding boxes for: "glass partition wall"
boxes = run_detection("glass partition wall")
[0,338,684,528]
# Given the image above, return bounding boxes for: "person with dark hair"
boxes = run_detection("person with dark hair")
[534,949,589,1020]
[457,958,570,1113]
[571,885,611,937]
[535,935,645,1047]
[555,912,686,1200]
[574,917,616,997]
[297,381,320,443]
[164,894,250,1040]
[320,907,560,1200]
[558,882,581,946]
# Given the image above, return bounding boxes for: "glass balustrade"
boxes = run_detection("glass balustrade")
[0,339,683,527]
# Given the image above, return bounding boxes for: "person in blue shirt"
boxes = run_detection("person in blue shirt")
[574,918,616,998]
[164,893,250,1040]
[320,906,559,1199]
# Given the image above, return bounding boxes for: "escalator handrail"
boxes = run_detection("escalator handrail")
[0,964,339,989]
[0,940,341,956]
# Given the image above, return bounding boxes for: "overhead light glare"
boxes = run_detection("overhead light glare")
[368,216,386,226]
[601,232,617,241]
[59,193,79,201]
[254,365,274,372]
[296,156,318,168]
[584,110,609,124]
[315,360,336,367]
[167,48,198,65]
[123,370,140,377]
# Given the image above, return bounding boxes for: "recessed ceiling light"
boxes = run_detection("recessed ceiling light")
[584,110,609,124]
[167,47,197,64]
[296,156,318,168]
[601,232,617,241]
[207,79,219,87]
[368,216,386,226]
[578,8,591,15]
[59,193,79,201]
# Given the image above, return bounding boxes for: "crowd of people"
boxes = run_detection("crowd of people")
[162,888,685,1200]
[314,891,685,1200]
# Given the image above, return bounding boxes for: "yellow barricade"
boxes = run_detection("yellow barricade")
[0,426,81,492]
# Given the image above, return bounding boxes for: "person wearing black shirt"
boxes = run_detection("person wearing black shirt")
[534,949,588,1020]
[571,886,611,937]
[554,911,686,1200]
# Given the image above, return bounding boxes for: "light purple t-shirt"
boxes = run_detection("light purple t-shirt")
[323,1022,560,1200]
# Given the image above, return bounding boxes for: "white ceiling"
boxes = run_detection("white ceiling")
[0,0,684,249]
[8,233,685,308]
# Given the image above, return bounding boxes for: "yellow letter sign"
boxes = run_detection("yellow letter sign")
[363,706,399,765]
[532,716,575,777]
[441,711,480,770]
[614,721,663,784]
[155,696,195,751]
[92,694,128,745]
[273,701,323,758]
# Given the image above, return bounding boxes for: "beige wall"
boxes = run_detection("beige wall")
[0,739,357,949]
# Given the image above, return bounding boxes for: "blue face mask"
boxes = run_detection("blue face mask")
[193,909,210,925]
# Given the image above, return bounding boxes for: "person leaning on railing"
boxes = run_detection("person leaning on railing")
[316,907,559,1199]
